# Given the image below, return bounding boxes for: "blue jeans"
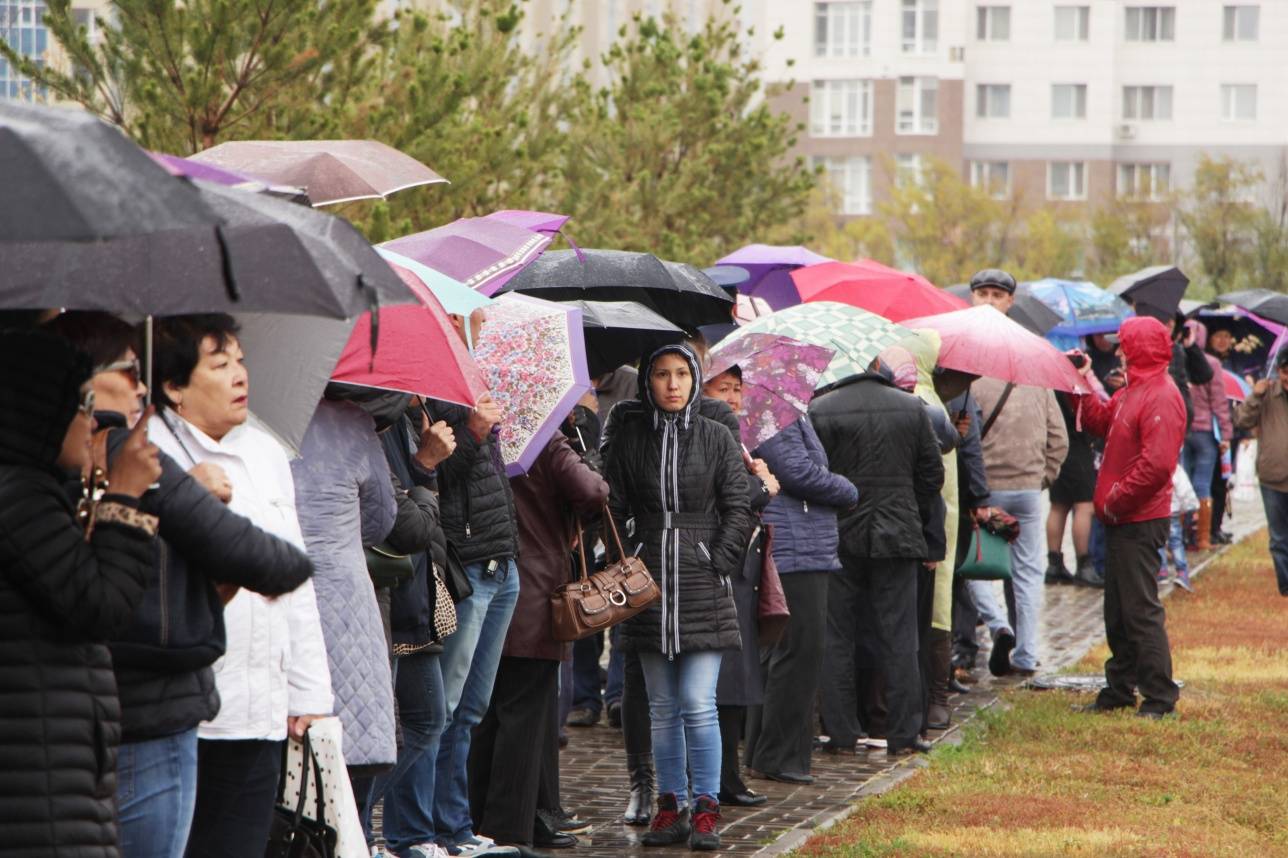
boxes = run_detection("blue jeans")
[606,626,625,706]
[1183,430,1219,501]
[433,559,520,845]
[370,652,448,854]
[116,727,199,858]
[571,632,605,714]
[1158,514,1189,574]
[1260,486,1288,595]
[966,489,1044,671]
[638,650,722,806]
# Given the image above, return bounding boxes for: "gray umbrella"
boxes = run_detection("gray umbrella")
[943,282,1061,335]
[572,300,685,377]
[1108,265,1190,319]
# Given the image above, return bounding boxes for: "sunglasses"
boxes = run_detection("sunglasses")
[96,357,142,386]
[78,387,96,418]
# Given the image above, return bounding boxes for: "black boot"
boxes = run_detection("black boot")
[623,753,654,826]
[1072,555,1105,589]
[1045,551,1071,584]
[641,793,690,847]
[926,629,952,730]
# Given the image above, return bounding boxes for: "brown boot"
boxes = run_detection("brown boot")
[1196,500,1213,552]
[927,628,952,730]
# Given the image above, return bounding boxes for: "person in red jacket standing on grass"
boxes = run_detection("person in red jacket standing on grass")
[1072,315,1187,719]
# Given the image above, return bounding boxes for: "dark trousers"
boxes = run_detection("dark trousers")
[184,739,283,858]
[746,571,828,775]
[916,565,935,732]
[621,650,652,758]
[537,675,561,814]
[571,632,605,714]
[1098,518,1179,714]
[1261,486,1288,596]
[951,575,981,668]
[717,705,747,795]
[821,556,921,752]
[468,657,559,845]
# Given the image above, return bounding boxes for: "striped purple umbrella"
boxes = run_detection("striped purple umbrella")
[380,210,570,296]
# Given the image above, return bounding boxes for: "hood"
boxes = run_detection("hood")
[1185,319,1208,351]
[0,329,92,472]
[1119,316,1173,380]
[323,382,413,432]
[636,344,703,429]
[904,330,942,396]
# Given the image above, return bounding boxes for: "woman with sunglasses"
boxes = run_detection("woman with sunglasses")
[43,311,319,858]
[0,327,163,858]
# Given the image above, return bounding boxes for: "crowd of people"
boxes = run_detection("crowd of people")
[1,258,1283,858]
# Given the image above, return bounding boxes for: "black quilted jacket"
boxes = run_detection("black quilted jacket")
[0,331,156,858]
[602,346,752,656]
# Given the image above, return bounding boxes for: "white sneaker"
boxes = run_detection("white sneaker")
[407,844,452,858]
[446,836,519,857]
[863,736,888,749]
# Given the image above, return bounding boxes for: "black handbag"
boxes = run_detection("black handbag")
[443,539,474,604]
[365,542,416,589]
[264,732,338,858]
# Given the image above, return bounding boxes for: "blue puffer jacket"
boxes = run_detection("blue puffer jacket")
[753,418,858,574]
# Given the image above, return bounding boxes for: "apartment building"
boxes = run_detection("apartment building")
[1,0,103,99]
[760,0,1288,217]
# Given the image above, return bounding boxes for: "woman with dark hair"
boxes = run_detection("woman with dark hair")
[603,344,752,852]
[44,312,316,858]
[0,328,161,858]
[147,314,334,858]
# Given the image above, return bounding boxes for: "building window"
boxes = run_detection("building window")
[896,153,924,187]
[815,1,872,57]
[970,161,1011,199]
[1048,161,1087,200]
[1122,85,1173,120]
[815,155,873,215]
[1054,5,1090,40]
[976,83,1011,118]
[810,79,874,137]
[1118,163,1171,200]
[1124,6,1175,41]
[1221,84,1257,120]
[1052,84,1087,119]
[901,0,938,54]
[1222,5,1259,41]
[0,0,51,100]
[896,76,938,134]
[976,5,1010,40]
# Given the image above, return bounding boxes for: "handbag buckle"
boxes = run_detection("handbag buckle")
[608,589,627,607]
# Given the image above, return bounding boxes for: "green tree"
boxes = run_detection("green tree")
[767,181,895,264]
[1247,156,1288,293]
[1177,155,1262,293]
[559,7,814,262]
[1086,200,1173,285]
[2,0,380,152]
[1004,208,1083,282]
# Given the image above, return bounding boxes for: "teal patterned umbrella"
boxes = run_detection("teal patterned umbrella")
[725,301,909,388]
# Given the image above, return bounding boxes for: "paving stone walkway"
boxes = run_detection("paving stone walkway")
[555,502,1266,857]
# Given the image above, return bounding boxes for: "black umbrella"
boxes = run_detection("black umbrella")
[1217,289,1288,327]
[697,322,739,347]
[500,249,734,330]
[1009,291,1064,336]
[1108,265,1189,319]
[571,300,685,377]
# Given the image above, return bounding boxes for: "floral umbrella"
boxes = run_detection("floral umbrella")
[725,301,909,388]
[707,333,835,449]
[472,293,591,476]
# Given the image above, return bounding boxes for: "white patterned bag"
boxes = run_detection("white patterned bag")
[1171,464,1199,516]
[280,717,368,858]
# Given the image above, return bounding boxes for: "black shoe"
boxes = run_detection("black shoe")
[606,700,622,728]
[564,707,599,728]
[1072,558,1106,589]
[1137,708,1176,721]
[759,770,813,785]
[886,738,932,759]
[1045,552,1072,584]
[718,789,768,807]
[539,807,590,835]
[689,795,721,852]
[533,812,579,849]
[988,630,1016,677]
[1073,700,1134,714]
[948,676,971,694]
[624,753,654,826]
[641,794,691,847]
[926,704,950,731]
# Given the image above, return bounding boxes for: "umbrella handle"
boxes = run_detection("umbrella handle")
[144,315,153,408]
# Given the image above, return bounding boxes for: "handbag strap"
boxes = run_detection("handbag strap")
[574,520,590,582]
[979,383,1015,440]
[601,501,627,561]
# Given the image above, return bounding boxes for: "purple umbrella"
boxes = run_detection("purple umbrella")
[713,244,832,311]
[707,332,834,449]
[149,152,310,203]
[380,211,568,296]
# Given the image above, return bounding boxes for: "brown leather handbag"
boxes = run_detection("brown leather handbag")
[755,523,791,646]
[550,504,659,642]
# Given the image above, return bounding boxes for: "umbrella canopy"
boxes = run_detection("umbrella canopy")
[707,333,834,449]
[901,305,1090,394]
[1024,279,1132,338]
[713,244,832,310]
[379,212,564,297]
[376,249,493,318]
[572,300,685,377]
[484,209,571,235]
[1109,265,1189,319]
[794,260,967,322]
[189,139,446,206]
[472,294,592,476]
[149,151,310,203]
[1218,289,1288,327]
[727,301,908,388]
[499,249,733,330]
[1223,369,1250,402]
[1008,292,1065,337]
[703,265,750,290]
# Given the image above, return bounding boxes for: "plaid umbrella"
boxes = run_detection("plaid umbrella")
[724,301,908,388]
[707,333,834,449]
[472,294,592,476]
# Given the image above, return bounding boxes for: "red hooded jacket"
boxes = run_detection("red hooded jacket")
[1078,316,1186,525]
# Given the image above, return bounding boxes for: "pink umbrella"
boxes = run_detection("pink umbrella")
[901,305,1090,393]
[1223,369,1250,402]
[794,260,967,322]
[707,333,834,449]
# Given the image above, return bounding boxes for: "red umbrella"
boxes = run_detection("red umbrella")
[1223,369,1250,402]
[793,260,967,322]
[331,279,489,407]
[901,305,1090,393]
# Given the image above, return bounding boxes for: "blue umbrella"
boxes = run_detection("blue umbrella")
[1023,279,1132,349]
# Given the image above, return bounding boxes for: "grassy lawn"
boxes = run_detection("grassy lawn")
[799,532,1288,858]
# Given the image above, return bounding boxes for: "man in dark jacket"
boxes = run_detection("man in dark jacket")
[810,367,945,758]
[1074,316,1187,718]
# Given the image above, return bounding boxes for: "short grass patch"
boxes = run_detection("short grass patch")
[799,533,1288,858]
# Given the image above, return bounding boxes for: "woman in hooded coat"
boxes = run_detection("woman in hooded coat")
[603,345,753,852]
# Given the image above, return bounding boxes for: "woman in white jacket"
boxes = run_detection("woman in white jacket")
[149,315,333,858]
